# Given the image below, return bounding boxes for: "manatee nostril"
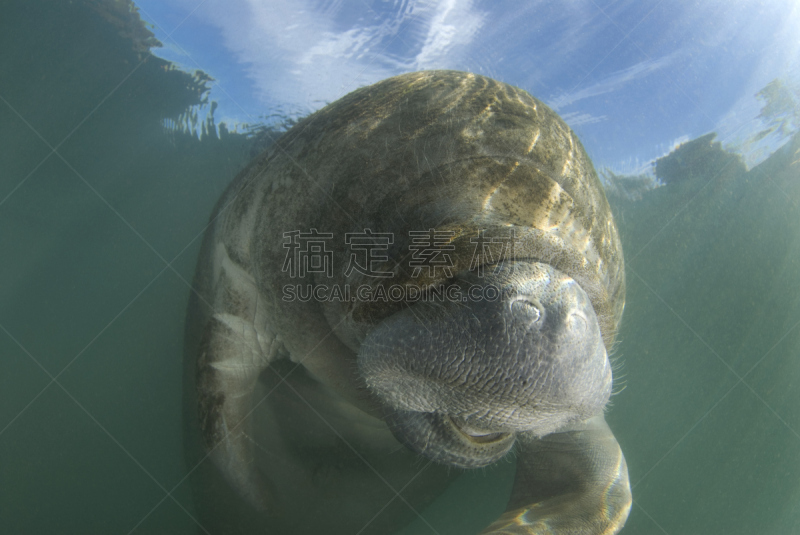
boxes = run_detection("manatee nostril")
[509,295,543,324]
[567,311,588,335]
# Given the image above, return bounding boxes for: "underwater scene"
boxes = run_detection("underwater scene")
[1,1,799,534]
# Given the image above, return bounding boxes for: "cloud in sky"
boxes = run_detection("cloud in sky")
[549,53,678,111]
[560,111,608,127]
[146,0,800,173]
[412,0,484,68]
[187,0,485,117]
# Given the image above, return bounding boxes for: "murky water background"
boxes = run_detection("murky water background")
[1,1,798,534]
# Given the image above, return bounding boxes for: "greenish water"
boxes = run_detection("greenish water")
[1,2,798,534]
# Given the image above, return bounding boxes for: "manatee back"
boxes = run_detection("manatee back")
[250,70,624,350]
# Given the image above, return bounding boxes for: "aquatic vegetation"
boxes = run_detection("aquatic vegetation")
[600,168,662,201]
[601,131,750,200]
[729,77,800,166]
[87,0,161,59]
[654,133,747,185]
[754,78,800,141]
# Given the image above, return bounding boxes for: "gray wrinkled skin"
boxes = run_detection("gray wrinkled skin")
[184,70,631,535]
[360,261,611,468]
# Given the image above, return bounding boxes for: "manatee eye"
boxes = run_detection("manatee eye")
[567,311,588,335]
[509,295,543,324]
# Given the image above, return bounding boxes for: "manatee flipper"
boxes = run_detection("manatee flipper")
[194,243,278,513]
[481,416,631,535]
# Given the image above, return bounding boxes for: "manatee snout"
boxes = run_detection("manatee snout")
[357,261,612,468]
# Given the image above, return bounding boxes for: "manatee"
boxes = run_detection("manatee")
[184,70,631,534]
